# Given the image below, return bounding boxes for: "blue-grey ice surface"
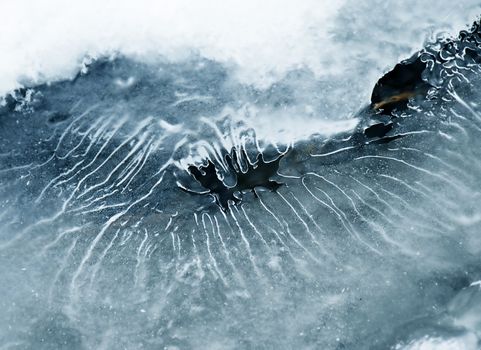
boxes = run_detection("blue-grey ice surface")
[2,1,481,349]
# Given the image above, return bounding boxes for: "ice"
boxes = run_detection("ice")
[2,1,481,349]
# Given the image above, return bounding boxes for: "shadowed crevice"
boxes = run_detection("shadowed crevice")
[187,148,283,210]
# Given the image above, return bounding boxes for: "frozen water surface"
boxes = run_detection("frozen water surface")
[2,1,481,349]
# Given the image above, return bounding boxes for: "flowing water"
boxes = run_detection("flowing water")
[2,1,481,349]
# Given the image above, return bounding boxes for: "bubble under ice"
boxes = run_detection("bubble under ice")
[2,3,481,350]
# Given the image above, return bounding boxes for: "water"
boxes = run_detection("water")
[1,1,481,349]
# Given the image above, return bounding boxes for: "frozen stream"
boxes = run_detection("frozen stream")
[2,1,481,349]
